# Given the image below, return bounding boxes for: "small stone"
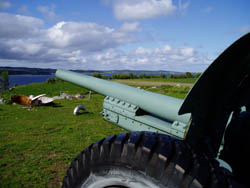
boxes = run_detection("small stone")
[0,98,5,104]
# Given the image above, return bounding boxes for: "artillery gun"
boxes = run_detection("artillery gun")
[56,33,250,188]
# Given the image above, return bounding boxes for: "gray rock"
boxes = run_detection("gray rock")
[52,96,64,100]
[75,94,85,99]
[0,98,5,104]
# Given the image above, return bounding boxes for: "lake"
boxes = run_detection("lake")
[8,73,104,87]
[9,74,55,87]
[8,71,170,87]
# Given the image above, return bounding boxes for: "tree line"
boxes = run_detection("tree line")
[92,72,201,80]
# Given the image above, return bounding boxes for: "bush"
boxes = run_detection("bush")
[175,74,187,79]
[129,73,138,79]
[112,74,130,79]
[46,78,56,84]
[185,72,193,78]
[101,75,109,80]
[92,72,102,78]
[139,74,151,79]
[159,73,166,78]
[0,71,9,90]
[168,74,176,79]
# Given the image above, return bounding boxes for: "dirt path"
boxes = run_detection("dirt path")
[115,80,193,87]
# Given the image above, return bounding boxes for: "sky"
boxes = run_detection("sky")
[0,0,249,72]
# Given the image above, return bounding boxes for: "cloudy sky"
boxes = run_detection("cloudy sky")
[0,0,249,72]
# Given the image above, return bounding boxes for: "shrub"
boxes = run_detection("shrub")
[185,72,193,78]
[92,72,102,78]
[46,78,56,84]
[159,73,166,78]
[168,74,176,79]
[0,71,9,90]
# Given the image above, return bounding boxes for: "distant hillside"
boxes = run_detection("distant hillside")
[0,66,184,76]
[0,67,56,75]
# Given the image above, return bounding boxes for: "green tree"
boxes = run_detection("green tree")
[168,74,176,79]
[176,74,186,79]
[139,74,151,79]
[46,78,56,84]
[121,74,130,79]
[112,74,118,79]
[185,72,193,78]
[160,73,166,78]
[0,71,9,90]
[139,74,145,79]
[101,75,108,80]
[92,72,102,78]
[129,73,134,79]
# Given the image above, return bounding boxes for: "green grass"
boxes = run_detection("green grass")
[146,85,191,99]
[1,81,90,99]
[127,77,198,84]
[0,80,191,187]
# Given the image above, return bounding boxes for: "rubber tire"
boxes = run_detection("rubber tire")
[220,111,250,187]
[62,132,244,188]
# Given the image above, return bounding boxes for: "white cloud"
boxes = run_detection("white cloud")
[46,21,137,51]
[136,58,149,64]
[37,5,57,20]
[180,47,194,57]
[125,45,210,71]
[83,45,210,71]
[104,0,190,20]
[170,54,185,60]
[120,22,140,32]
[110,0,177,20]
[0,0,10,9]
[0,12,211,72]
[162,45,172,52]
[134,47,152,55]
[9,41,41,55]
[0,13,43,39]
[0,13,140,68]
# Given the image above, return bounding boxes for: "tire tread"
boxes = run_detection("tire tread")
[62,132,244,188]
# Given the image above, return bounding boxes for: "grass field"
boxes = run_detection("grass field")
[132,77,198,83]
[0,79,194,187]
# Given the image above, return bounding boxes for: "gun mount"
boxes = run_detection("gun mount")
[56,69,191,139]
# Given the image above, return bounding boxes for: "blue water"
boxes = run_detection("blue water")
[8,72,170,87]
[9,74,55,87]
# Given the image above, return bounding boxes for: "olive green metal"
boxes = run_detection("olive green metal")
[56,69,191,125]
[102,96,188,139]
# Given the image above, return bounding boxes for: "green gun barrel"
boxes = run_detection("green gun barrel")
[56,69,190,125]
